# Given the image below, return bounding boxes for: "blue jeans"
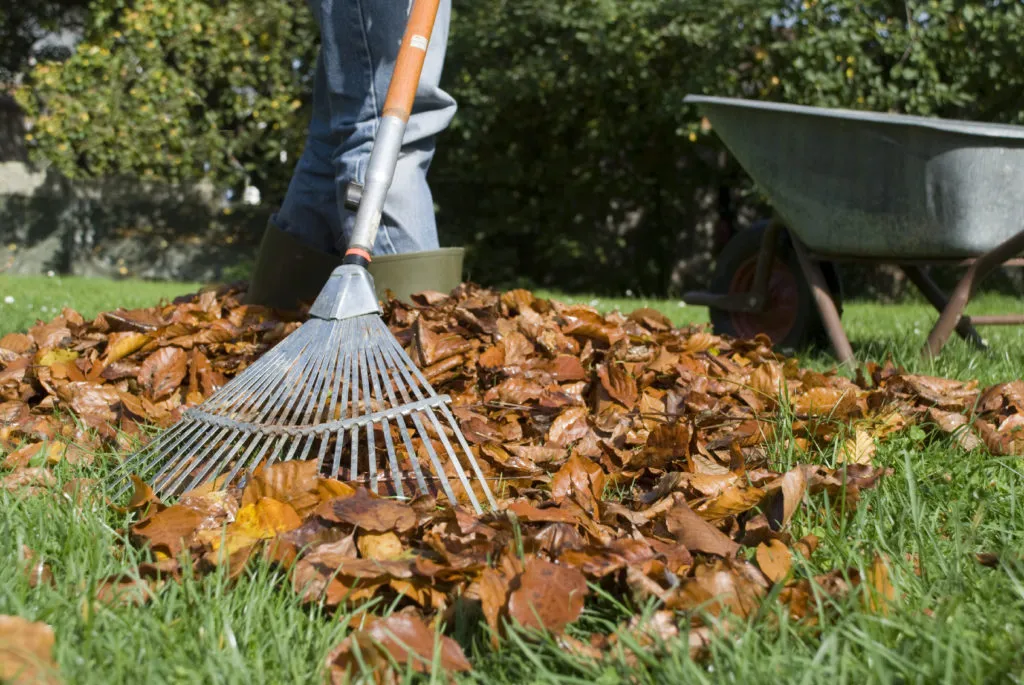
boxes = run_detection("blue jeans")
[274,0,456,256]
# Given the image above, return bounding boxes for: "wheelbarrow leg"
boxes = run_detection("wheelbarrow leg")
[900,265,986,349]
[790,238,856,366]
[923,226,1024,359]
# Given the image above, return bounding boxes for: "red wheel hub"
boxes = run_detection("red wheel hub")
[727,257,800,343]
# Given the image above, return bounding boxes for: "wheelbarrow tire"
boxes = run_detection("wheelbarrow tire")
[708,222,842,351]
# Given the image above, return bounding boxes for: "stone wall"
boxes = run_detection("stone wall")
[0,159,268,282]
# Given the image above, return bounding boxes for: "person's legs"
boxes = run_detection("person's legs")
[276,0,456,256]
[273,51,342,255]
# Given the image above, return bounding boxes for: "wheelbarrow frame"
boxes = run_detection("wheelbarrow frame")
[681,94,1024,363]
[685,217,1024,364]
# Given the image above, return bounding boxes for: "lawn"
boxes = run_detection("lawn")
[2,274,1024,684]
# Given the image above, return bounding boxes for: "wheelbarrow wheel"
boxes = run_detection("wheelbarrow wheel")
[708,222,842,350]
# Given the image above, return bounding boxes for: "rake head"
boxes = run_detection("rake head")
[108,265,498,514]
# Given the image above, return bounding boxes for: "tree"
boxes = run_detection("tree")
[16,0,318,197]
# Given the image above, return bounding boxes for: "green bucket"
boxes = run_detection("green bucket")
[366,247,465,303]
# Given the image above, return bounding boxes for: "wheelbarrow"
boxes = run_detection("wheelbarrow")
[682,95,1024,364]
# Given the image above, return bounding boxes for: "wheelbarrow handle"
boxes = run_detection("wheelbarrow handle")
[343,0,441,265]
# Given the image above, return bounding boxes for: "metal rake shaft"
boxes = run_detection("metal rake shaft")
[109,307,498,514]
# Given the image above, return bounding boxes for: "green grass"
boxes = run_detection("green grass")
[2,275,1024,684]
[0,274,203,337]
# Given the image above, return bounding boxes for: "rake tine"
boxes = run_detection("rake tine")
[220,433,276,493]
[166,427,243,495]
[409,409,459,506]
[280,321,342,465]
[366,333,423,495]
[119,328,313,496]
[109,421,203,498]
[331,346,355,478]
[356,324,378,493]
[364,328,403,498]
[422,405,482,513]
[371,329,437,494]
[440,403,498,509]
[150,424,232,494]
[316,320,350,471]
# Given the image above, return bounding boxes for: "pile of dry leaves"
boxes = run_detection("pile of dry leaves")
[2,283,1023,681]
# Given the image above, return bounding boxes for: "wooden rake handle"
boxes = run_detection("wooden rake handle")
[382,0,442,123]
[343,0,443,261]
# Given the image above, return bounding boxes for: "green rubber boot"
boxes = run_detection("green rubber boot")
[244,219,343,310]
[246,219,465,310]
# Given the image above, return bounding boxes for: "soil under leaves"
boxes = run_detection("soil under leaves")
[2,283,1024,683]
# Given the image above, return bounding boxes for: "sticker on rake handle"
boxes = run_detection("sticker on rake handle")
[410,35,429,51]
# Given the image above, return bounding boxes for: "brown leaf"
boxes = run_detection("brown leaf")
[241,460,325,516]
[29,320,71,349]
[765,467,807,530]
[0,615,59,685]
[755,539,792,583]
[138,347,188,400]
[130,504,205,558]
[111,475,162,514]
[665,496,739,558]
[60,382,121,423]
[20,546,54,589]
[0,333,35,354]
[547,406,591,447]
[598,363,638,409]
[643,422,691,470]
[865,555,896,615]
[1,467,56,493]
[791,386,858,419]
[205,497,303,555]
[315,488,417,534]
[696,482,766,521]
[326,614,471,682]
[550,454,606,518]
[507,557,587,634]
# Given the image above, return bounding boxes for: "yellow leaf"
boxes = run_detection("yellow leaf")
[34,348,79,367]
[209,497,302,554]
[839,430,876,465]
[103,332,149,365]
[865,555,896,615]
[357,532,404,561]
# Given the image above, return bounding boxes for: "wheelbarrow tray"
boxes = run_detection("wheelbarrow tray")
[683,95,1024,363]
[685,95,1024,260]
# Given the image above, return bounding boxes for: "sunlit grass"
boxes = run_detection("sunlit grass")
[1,275,1023,683]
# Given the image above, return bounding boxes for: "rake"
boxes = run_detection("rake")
[108,0,498,514]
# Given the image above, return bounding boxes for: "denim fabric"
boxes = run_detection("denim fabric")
[274,0,456,256]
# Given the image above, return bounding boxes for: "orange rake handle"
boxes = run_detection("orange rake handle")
[343,0,443,263]
[383,0,442,122]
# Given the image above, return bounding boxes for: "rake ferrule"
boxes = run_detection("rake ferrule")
[309,265,381,321]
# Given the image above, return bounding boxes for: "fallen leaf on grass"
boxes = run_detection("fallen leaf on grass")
[0,615,59,685]
[839,430,876,465]
[755,539,792,583]
[507,557,587,634]
[664,496,739,558]
[138,347,188,400]
[326,613,471,683]
[315,488,417,534]
[20,546,54,589]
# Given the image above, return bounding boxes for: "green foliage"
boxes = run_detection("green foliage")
[13,0,1024,294]
[16,0,318,195]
